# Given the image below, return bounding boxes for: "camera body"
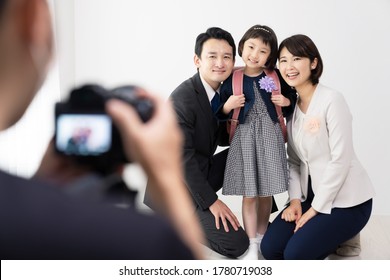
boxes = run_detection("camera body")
[54,84,154,173]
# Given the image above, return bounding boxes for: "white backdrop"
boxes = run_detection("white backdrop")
[3,0,388,215]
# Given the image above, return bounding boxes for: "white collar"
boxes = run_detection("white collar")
[199,73,221,103]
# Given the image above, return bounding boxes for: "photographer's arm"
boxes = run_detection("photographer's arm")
[106,89,205,260]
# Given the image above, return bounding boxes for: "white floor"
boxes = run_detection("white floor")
[202,215,390,260]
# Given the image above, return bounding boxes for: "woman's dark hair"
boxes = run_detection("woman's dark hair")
[238,24,278,70]
[278,34,323,85]
[194,27,236,60]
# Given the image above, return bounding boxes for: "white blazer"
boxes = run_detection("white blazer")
[287,83,375,214]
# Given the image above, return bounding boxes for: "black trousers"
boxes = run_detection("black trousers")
[145,148,276,258]
[198,148,249,258]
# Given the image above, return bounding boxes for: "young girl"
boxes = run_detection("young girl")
[218,25,296,259]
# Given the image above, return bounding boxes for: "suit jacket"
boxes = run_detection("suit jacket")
[287,83,375,214]
[0,170,193,259]
[170,72,229,210]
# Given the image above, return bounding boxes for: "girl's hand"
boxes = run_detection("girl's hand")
[294,207,318,233]
[271,95,290,107]
[223,94,245,114]
[281,199,302,222]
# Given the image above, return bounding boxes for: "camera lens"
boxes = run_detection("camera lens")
[111,86,154,122]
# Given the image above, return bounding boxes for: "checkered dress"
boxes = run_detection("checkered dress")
[222,81,288,197]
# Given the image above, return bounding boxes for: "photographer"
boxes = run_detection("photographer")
[0,0,204,259]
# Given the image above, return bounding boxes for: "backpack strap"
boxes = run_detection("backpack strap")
[264,69,287,142]
[232,68,244,120]
[228,68,244,143]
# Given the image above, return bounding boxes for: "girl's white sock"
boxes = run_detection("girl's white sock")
[256,233,264,254]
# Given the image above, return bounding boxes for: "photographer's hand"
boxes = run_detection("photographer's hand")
[106,89,205,259]
[106,89,182,180]
[34,139,92,185]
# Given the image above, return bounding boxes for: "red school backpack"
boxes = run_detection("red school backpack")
[227,68,287,143]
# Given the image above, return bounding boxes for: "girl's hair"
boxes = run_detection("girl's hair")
[238,24,278,70]
[278,34,323,85]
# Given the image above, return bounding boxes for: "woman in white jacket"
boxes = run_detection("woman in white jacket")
[261,34,375,260]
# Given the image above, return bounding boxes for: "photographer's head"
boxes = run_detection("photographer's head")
[0,0,53,131]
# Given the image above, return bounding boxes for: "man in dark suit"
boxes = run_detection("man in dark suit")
[160,27,249,258]
[0,0,204,260]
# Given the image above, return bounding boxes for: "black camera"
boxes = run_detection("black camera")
[54,84,154,173]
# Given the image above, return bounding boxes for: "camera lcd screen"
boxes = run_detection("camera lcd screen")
[56,114,112,156]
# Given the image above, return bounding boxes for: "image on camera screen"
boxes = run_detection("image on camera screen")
[56,114,112,156]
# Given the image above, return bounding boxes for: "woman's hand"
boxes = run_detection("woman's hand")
[281,199,302,222]
[294,207,318,233]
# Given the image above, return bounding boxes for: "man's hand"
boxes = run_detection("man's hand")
[209,199,241,232]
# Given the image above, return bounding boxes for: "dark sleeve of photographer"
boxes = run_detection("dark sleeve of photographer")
[1,0,203,260]
[34,89,205,259]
